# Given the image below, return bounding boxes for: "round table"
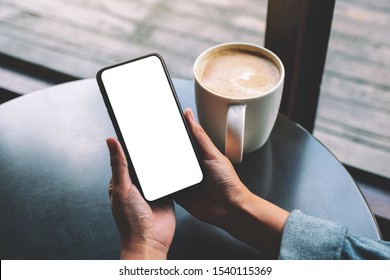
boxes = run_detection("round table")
[0,78,380,260]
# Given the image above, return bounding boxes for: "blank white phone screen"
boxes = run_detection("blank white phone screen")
[101,55,203,201]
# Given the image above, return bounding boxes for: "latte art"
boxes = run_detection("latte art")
[199,50,280,98]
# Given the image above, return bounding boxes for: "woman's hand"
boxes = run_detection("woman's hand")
[107,137,175,259]
[176,109,252,227]
[177,109,289,258]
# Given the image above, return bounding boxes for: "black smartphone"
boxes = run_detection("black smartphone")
[97,54,203,201]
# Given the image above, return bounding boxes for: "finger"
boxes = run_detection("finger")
[106,137,132,188]
[151,196,175,213]
[184,108,222,160]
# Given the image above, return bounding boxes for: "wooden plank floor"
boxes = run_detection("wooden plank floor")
[0,0,389,178]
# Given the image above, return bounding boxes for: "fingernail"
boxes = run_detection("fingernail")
[187,108,195,121]
[106,138,115,155]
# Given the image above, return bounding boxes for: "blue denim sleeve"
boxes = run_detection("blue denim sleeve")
[278,210,390,259]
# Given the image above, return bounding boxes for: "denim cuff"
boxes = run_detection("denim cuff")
[279,210,348,260]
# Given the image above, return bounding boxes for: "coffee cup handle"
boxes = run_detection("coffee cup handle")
[225,104,246,163]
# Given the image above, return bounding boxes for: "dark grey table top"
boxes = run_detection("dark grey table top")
[0,78,380,260]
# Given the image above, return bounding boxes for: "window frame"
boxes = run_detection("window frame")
[265,0,336,133]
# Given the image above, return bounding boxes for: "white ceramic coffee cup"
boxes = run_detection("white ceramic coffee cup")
[193,42,285,163]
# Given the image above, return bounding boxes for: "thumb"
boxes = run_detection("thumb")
[184,108,223,160]
[106,137,133,188]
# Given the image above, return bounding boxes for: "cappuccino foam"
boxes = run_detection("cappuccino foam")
[199,49,280,98]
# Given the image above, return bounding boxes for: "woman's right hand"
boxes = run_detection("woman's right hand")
[176,109,252,227]
[177,108,289,258]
